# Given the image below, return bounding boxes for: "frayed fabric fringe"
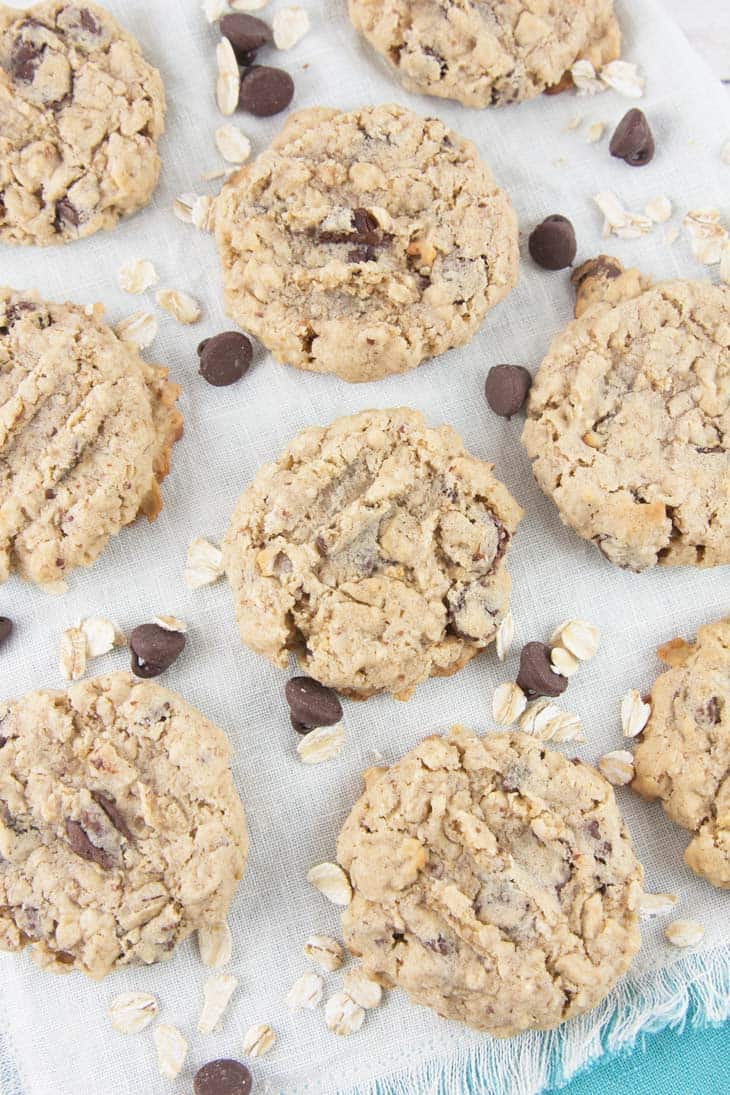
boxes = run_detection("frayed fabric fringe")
[348,946,730,1095]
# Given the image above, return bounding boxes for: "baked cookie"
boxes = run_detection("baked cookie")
[348,0,620,108]
[223,408,522,699]
[0,672,248,979]
[338,725,643,1035]
[632,618,730,890]
[522,259,729,570]
[0,1,165,246]
[0,289,182,589]
[215,104,518,382]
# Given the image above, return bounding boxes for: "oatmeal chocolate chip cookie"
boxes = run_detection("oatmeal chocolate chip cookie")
[337,725,643,1034]
[223,408,522,699]
[0,1,165,246]
[348,0,620,109]
[0,672,248,979]
[522,261,729,571]
[214,104,518,383]
[632,618,730,890]
[0,289,182,588]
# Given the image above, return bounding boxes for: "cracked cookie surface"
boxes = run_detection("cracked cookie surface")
[337,725,642,1034]
[0,289,182,589]
[0,1,165,246]
[348,0,620,108]
[632,617,730,890]
[223,408,522,699]
[215,104,518,382]
[522,270,730,571]
[0,672,248,979]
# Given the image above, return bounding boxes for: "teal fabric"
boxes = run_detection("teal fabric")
[553,1020,730,1094]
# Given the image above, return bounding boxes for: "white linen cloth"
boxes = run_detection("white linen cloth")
[0,1,728,1092]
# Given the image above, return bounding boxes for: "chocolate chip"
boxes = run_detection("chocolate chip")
[129,624,186,678]
[79,9,101,34]
[198,331,252,386]
[194,1059,252,1095]
[423,935,451,955]
[291,715,310,735]
[285,676,342,729]
[352,207,379,245]
[239,66,294,116]
[484,364,532,418]
[65,819,113,869]
[516,642,568,699]
[528,215,577,270]
[90,791,133,842]
[220,13,272,61]
[55,198,79,228]
[0,617,12,647]
[10,40,42,82]
[609,109,655,167]
[348,244,377,263]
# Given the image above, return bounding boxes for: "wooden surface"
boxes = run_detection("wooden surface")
[662,0,730,85]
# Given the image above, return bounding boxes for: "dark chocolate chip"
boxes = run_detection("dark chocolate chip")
[198,331,252,386]
[45,488,56,499]
[609,109,655,167]
[516,642,568,699]
[65,819,113,869]
[291,715,310,735]
[129,624,186,678]
[79,9,101,34]
[484,364,532,418]
[90,791,133,842]
[0,617,12,646]
[220,12,272,61]
[285,676,342,729]
[239,65,294,116]
[528,215,577,270]
[352,207,379,245]
[348,244,377,263]
[55,198,79,228]
[10,40,42,82]
[194,1059,252,1095]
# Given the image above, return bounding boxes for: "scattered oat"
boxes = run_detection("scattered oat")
[286,971,324,1011]
[639,892,678,919]
[495,611,514,662]
[586,121,605,143]
[156,289,202,325]
[600,60,645,97]
[550,646,580,677]
[597,749,635,785]
[307,862,352,906]
[325,993,365,1036]
[297,724,346,764]
[621,689,651,738]
[216,37,241,116]
[108,991,158,1034]
[593,191,653,239]
[198,973,238,1034]
[185,537,224,589]
[192,194,216,232]
[114,311,158,349]
[153,1024,188,1080]
[202,0,228,20]
[273,7,310,49]
[231,0,270,8]
[566,113,584,130]
[242,1022,276,1058]
[152,615,188,634]
[518,700,584,742]
[547,709,586,743]
[492,682,527,726]
[303,935,344,972]
[552,620,601,661]
[118,259,158,295]
[343,967,382,1010]
[79,616,124,658]
[198,920,233,968]
[215,124,252,164]
[665,919,705,948]
[683,209,729,265]
[570,59,603,95]
[59,626,87,681]
[644,196,672,223]
[172,193,196,223]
